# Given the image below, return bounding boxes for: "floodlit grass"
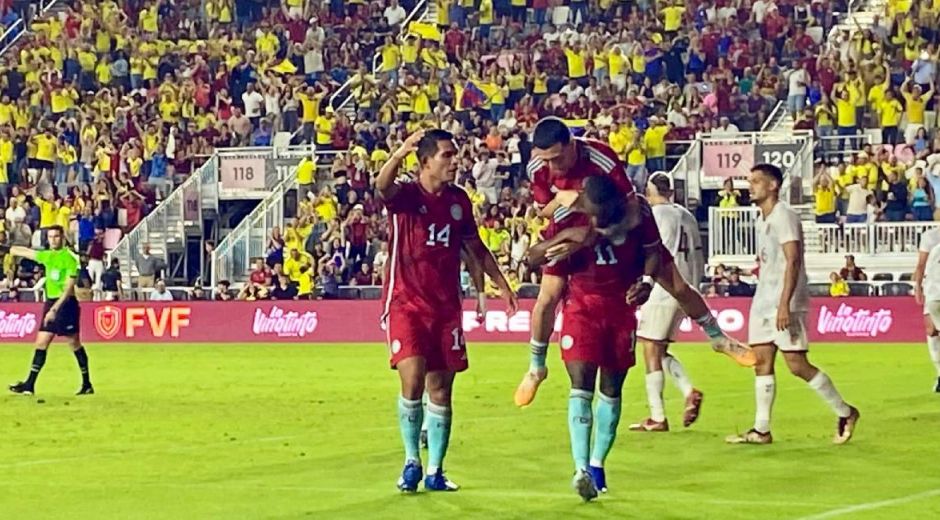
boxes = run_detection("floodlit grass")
[1,343,938,519]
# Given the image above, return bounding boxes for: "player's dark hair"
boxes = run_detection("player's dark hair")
[416,129,455,164]
[649,172,673,196]
[47,225,65,235]
[583,175,626,229]
[752,163,784,188]
[532,117,572,149]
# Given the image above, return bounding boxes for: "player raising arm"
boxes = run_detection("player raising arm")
[912,226,940,393]
[377,129,517,493]
[726,164,859,445]
[3,226,94,396]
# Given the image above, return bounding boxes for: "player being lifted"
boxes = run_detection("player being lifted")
[4,226,94,395]
[727,164,859,445]
[515,117,754,408]
[526,175,649,501]
[630,173,705,432]
[377,129,517,493]
[912,225,940,392]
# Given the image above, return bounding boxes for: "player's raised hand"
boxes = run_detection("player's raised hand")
[393,129,426,159]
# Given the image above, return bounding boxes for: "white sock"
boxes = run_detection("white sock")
[662,355,694,397]
[645,371,666,422]
[807,371,852,417]
[928,336,940,376]
[754,375,776,433]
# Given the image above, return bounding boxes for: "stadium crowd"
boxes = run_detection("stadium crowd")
[5,0,932,301]
[800,0,940,224]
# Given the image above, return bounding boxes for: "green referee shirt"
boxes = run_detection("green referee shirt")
[36,248,80,299]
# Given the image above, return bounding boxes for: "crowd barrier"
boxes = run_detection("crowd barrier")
[0,298,920,344]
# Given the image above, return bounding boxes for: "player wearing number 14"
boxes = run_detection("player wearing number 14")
[377,129,517,494]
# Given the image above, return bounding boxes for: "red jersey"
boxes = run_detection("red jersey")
[381,180,476,320]
[557,236,646,313]
[528,138,661,253]
[529,138,636,207]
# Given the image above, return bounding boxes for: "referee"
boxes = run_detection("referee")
[5,225,94,395]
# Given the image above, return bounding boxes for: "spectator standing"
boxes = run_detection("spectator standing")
[844,177,872,224]
[100,258,124,301]
[136,244,165,289]
[883,173,909,222]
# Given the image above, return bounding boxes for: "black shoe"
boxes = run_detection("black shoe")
[934,378,940,393]
[77,385,95,396]
[9,381,34,395]
[420,429,428,450]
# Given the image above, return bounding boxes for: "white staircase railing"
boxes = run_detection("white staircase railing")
[0,0,63,55]
[108,156,219,287]
[327,0,431,121]
[210,174,295,287]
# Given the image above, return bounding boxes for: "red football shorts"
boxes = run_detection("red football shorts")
[559,303,637,372]
[386,308,468,373]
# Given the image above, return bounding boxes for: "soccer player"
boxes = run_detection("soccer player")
[4,226,94,395]
[912,226,940,392]
[515,117,754,407]
[377,129,517,493]
[630,173,705,432]
[526,174,649,501]
[726,164,859,445]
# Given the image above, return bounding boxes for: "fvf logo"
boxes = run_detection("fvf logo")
[95,306,192,339]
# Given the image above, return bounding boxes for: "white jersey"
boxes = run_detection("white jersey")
[919,228,940,302]
[647,203,704,304]
[751,202,810,316]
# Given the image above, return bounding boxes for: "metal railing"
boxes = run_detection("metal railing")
[761,101,787,132]
[816,134,873,161]
[0,0,62,55]
[211,173,296,287]
[328,0,430,114]
[108,155,220,285]
[709,206,940,258]
[708,207,761,259]
[816,221,940,255]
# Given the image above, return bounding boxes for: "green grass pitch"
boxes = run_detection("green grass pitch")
[1,343,939,519]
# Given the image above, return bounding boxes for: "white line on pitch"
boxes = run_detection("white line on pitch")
[795,488,940,519]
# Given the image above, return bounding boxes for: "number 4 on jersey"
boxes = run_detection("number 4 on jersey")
[426,223,451,247]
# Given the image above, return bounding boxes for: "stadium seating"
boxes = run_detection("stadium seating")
[3,0,935,304]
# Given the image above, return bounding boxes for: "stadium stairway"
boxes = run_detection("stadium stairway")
[108,160,221,291]
[0,0,67,55]
[330,1,434,122]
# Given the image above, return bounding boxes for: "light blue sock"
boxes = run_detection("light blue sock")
[426,401,452,474]
[421,392,429,432]
[530,339,548,371]
[590,393,622,468]
[696,312,724,339]
[568,389,594,471]
[398,395,423,464]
